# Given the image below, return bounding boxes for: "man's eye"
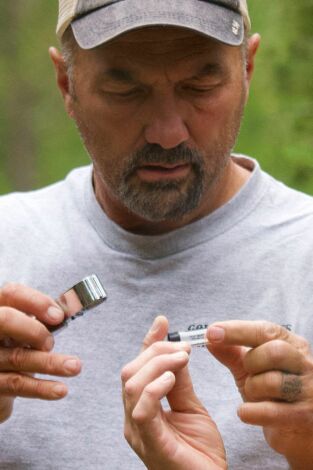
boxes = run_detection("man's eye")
[109,88,142,99]
[183,86,215,94]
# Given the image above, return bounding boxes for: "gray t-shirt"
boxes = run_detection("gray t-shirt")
[0,155,313,469]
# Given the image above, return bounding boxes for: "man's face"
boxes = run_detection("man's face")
[67,27,248,222]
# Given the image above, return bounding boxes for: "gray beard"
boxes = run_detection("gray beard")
[114,144,224,222]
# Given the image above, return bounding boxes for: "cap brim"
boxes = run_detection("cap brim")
[71,0,244,49]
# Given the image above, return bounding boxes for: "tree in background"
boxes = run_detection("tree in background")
[0,2,38,190]
[0,0,312,194]
[241,0,313,194]
[0,0,88,193]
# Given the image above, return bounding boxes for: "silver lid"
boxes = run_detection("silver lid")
[50,274,107,334]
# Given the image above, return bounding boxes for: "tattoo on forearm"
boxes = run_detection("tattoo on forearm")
[281,375,302,402]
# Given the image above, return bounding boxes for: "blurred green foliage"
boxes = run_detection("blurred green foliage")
[241,1,313,194]
[0,0,312,194]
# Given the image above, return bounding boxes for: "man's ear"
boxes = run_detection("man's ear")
[244,33,261,104]
[49,47,75,118]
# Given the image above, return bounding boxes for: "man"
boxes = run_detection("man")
[0,0,312,468]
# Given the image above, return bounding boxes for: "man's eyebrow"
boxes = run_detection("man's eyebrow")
[102,68,136,83]
[190,63,226,80]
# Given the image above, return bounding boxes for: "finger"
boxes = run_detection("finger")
[243,340,307,375]
[125,372,177,462]
[132,371,175,423]
[140,316,169,352]
[244,371,303,402]
[132,371,177,460]
[0,308,55,351]
[0,396,14,423]
[121,342,190,418]
[238,400,310,427]
[0,347,82,376]
[122,341,190,384]
[0,373,69,400]
[0,283,64,325]
[207,320,308,350]
[167,365,208,413]
[123,351,189,416]
[208,343,248,374]
[208,343,249,391]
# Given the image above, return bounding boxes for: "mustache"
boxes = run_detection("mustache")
[126,144,203,170]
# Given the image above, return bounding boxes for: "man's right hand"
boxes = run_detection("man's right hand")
[122,316,227,470]
[0,283,82,423]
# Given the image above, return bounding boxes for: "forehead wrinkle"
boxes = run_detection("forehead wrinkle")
[86,26,235,81]
[102,43,225,76]
[99,53,231,89]
[123,40,217,62]
[87,32,238,88]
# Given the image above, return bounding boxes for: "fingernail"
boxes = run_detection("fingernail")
[44,335,54,351]
[149,317,160,333]
[53,384,68,398]
[47,306,63,322]
[174,351,189,360]
[208,326,225,343]
[162,371,174,382]
[64,358,81,374]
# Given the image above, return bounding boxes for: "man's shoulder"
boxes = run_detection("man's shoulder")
[0,165,91,215]
[233,156,313,234]
[254,170,313,250]
[0,165,92,245]
[265,171,313,216]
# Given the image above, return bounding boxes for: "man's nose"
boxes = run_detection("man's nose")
[144,94,190,149]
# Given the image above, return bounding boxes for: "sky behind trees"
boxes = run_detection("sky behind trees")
[0,1,312,195]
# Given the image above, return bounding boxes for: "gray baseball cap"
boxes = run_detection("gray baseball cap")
[57,0,251,49]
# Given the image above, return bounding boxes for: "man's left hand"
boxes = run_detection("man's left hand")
[207,320,313,470]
